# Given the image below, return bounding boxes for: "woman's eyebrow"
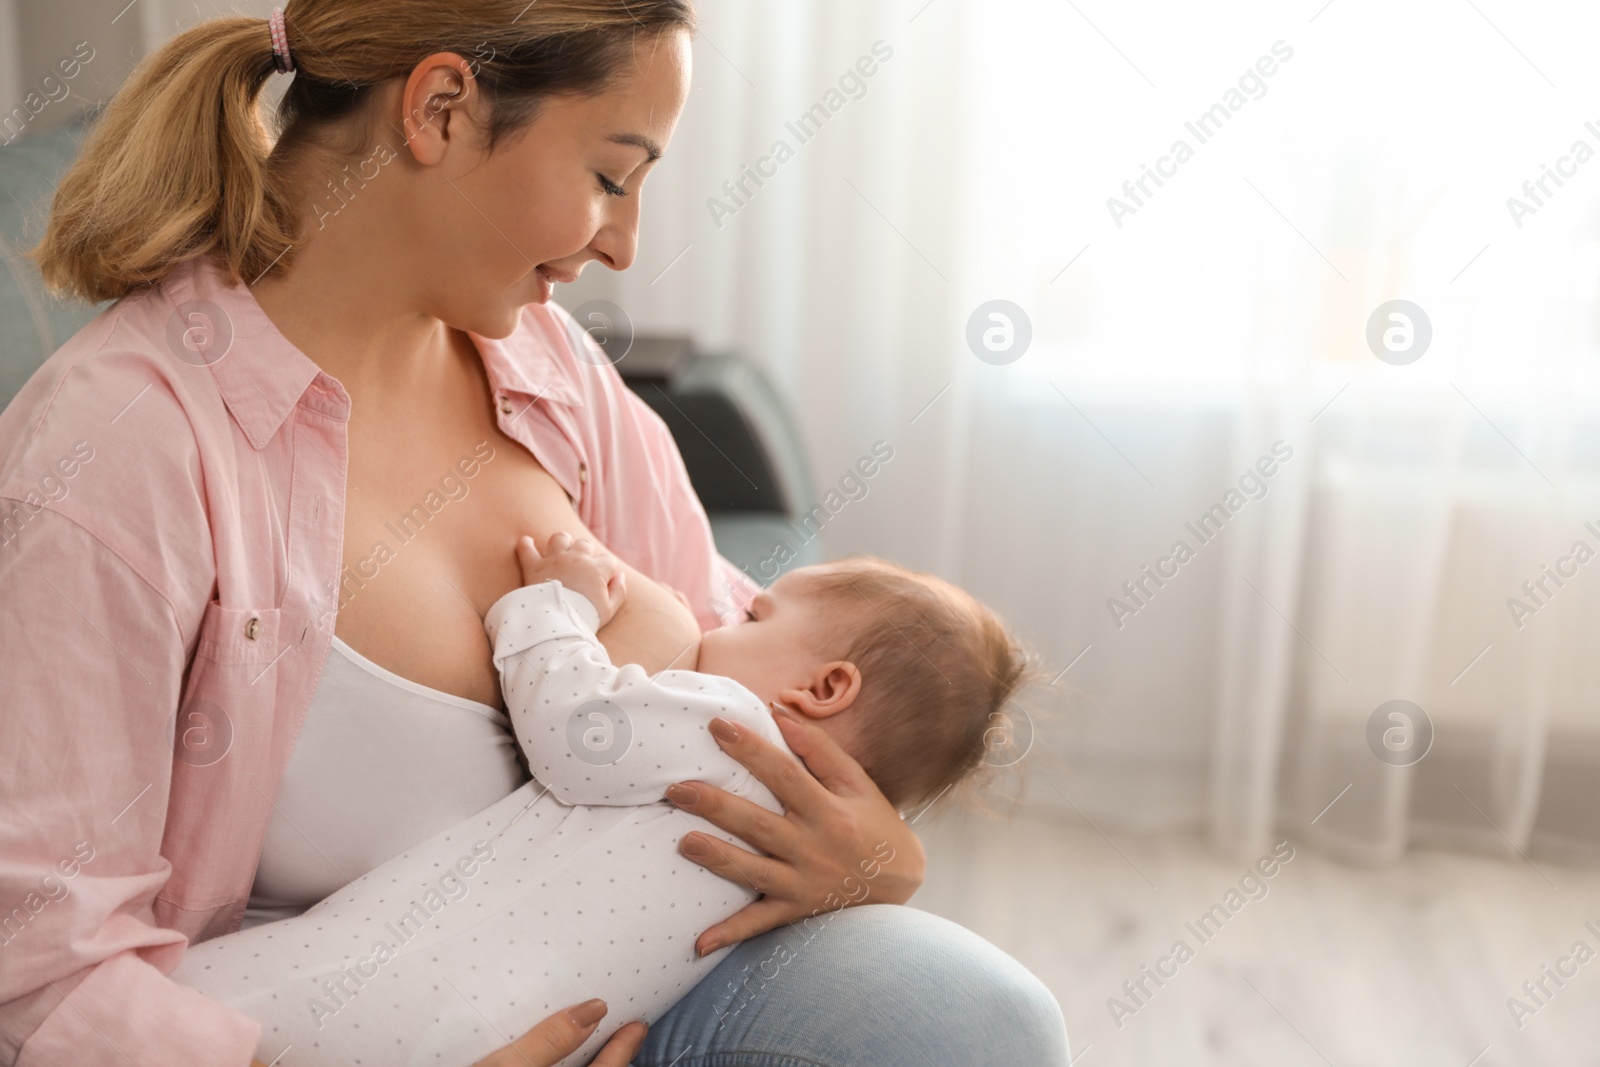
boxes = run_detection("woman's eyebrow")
[608,133,663,162]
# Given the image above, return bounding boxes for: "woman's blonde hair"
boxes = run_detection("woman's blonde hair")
[29,1,695,304]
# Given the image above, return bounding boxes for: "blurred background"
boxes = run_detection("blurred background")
[5,0,1600,1063]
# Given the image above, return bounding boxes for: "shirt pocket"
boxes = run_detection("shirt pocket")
[157,599,285,919]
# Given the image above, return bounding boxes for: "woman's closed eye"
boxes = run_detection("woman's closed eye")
[597,173,628,197]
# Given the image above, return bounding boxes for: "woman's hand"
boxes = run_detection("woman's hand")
[251,1000,643,1067]
[664,707,927,956]
[472,998,646,1067]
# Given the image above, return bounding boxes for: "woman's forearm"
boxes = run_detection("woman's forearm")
[596,563,701,673]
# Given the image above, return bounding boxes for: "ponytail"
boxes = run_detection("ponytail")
[29,0,696,305]
[30,17,295,303]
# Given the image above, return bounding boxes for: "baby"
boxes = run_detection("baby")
[172,535,1026,1067]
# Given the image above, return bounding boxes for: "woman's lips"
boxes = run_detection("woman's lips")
[533,265,576,303]
[539,266,578,284]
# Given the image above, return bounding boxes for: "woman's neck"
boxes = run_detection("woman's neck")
[250,152,458,395]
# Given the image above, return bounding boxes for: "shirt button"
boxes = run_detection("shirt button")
[499,397,514,415]
[578,462,588,485]
[245,617,261,640]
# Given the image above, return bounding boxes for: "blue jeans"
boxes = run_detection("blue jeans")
[634,904,1070,1066]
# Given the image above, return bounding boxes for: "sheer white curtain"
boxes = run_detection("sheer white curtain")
[567,0,1600,867]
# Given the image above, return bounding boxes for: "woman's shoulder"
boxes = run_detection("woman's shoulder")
[0,282,208,482]
[0,256,309,468]
[0,260,241,589]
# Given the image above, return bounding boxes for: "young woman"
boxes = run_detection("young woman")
[0,3,1069,1065]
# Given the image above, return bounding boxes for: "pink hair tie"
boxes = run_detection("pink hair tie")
[268,9,294,74]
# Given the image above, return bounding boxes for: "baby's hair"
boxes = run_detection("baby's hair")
[806,556,1032,813]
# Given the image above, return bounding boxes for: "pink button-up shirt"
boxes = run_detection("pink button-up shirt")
[0,255,760,1067]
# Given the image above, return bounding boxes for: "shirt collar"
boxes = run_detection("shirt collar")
[166,256,346,450]
[470,309,582,410]
[168,257,582,450]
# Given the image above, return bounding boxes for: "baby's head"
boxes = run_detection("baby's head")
[697,557,1028,810]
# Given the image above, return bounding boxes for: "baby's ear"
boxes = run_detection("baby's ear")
[779,661,861,720]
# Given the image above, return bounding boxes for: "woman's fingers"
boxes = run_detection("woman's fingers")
[678,830,795,897]
[588,1021,649,1066]
[667,779,800,857]
[699,716,834,813]
[474,999,636,1067]
[768,707,879,797]
[692,895,807,958]
[669,714,928,952]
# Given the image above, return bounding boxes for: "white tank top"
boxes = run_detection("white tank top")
[242,637,526,929]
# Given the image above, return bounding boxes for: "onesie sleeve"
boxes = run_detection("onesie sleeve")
[483,581,783,807]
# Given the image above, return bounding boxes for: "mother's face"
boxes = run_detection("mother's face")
[394,30,692,339]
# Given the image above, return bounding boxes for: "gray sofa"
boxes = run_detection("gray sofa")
[0,122,820,579]
[0,122,101,406]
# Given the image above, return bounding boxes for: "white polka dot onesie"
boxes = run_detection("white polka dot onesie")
[171,581,790,1067]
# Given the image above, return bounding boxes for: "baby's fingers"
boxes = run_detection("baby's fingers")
[515,536,543,584]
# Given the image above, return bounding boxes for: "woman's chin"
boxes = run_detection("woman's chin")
[459,305,526,341]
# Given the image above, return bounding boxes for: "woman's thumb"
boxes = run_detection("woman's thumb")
[480,999,608,1066]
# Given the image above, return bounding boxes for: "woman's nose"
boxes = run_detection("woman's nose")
[590,199,642,272]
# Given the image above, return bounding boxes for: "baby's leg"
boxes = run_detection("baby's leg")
[173,785,755,1067]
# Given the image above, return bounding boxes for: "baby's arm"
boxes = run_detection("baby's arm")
[485,542,781,808]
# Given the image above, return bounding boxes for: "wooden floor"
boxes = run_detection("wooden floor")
[912,810,1600,1067]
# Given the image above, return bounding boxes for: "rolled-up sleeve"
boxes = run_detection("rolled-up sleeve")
[0,509,260,1067]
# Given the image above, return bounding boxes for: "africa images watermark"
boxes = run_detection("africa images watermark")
[743,440,896,583]
[706,40,896,229]
[318,441,498,628]
[0,841,97,949]
[1107,39,1295,229]
[0,441,97,550]
[306,839,497,1029]
[1505,919,1600,1031]
[1504,119,1600,230]
[711,839,898,1033]
[311,43,498,230]
[1,41,95,145]
[1106,441,1295,629]
[1504,520,1600,630]
[1107,841,1297,1029]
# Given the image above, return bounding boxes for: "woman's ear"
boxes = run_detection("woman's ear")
[398,53,478,162]
[779,661,862,721]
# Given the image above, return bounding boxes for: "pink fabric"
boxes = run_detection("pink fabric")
[0,255,760,1067]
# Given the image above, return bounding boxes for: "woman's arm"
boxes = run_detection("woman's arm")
[663,707,927,956]
[0,508,262,1066]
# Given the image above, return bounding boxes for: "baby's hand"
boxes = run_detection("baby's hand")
[515,532,627,628]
